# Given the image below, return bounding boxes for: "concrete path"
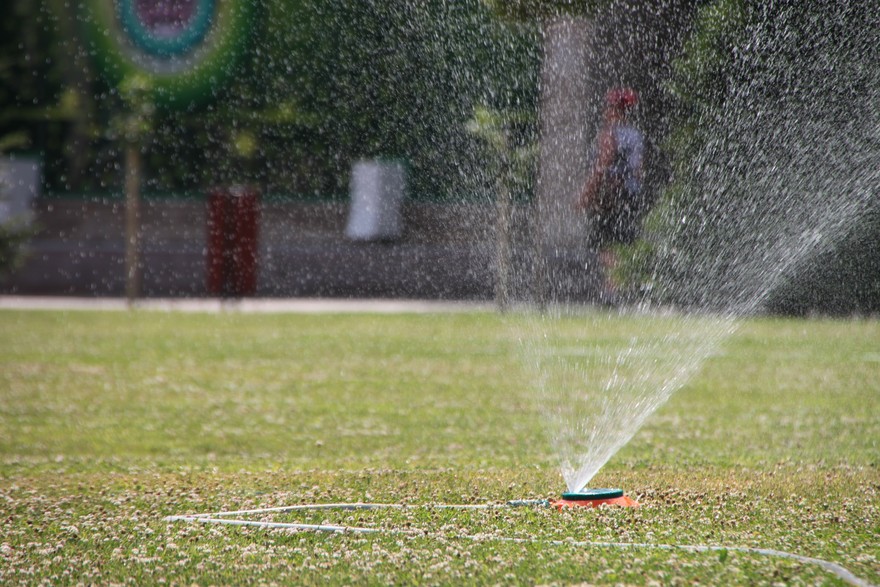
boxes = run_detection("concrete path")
[0,295,495,314]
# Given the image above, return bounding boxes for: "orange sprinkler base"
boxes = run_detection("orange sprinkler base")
[551,495,639,510]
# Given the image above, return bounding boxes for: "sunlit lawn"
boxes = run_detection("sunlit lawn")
[0,309,877,585]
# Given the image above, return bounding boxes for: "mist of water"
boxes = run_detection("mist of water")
[509,1,878,492]
[521,308,737,491]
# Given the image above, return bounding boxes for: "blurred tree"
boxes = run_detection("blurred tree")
[247,0,541,199]
[5,0,541,200]
[0,0,77,275]
[116,73,155,301]
[483,0,606,20]
[45,0,99,190]
[0,0,95,192]
[1,2,58,163]
[112,0,541,200]
[467,105,539,308]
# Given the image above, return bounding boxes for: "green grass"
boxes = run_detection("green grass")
[0,309,878,585]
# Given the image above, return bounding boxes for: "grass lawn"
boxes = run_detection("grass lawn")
[0,308,877,585]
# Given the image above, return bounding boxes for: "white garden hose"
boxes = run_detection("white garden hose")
[165,501,875,587]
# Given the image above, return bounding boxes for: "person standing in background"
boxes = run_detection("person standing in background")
[576,87,645,303]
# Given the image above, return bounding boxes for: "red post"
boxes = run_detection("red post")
[206,186,260,297]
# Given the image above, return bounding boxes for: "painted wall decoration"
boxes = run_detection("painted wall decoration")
[83,0,254,108]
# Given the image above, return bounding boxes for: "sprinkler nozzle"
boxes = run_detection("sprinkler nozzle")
[551,488,638,510]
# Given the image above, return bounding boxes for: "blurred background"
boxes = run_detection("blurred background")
[0,0,877,313]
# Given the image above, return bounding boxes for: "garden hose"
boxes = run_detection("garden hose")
[165,501,873,587]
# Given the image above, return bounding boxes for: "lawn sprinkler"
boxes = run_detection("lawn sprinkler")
[550,488,639,510]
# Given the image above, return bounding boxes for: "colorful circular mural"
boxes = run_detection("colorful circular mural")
[83,0,254,108]
[117,0,216,58]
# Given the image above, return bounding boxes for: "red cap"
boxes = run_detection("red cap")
[606,87,639,109]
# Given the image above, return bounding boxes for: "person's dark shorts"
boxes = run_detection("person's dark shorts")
[589,186,641,248]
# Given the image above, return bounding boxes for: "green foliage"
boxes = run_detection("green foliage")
[0,223,32,277]
[0,0,62,151]
[113,74,155,144]
[666,0,747,113]
[263,0,540,198]
[0,132,29,154]
[659,0,747,194]
[136,0,542,198]
[466,106,511,154]
[483,0,608,20]
[4,0,541,197]
[0,0,105,192]
[466,105,538,200]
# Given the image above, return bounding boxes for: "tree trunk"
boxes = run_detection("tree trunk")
[533,16,594,304]
[125,144,141,303]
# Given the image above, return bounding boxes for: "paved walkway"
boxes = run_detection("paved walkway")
[0,295,495,314]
